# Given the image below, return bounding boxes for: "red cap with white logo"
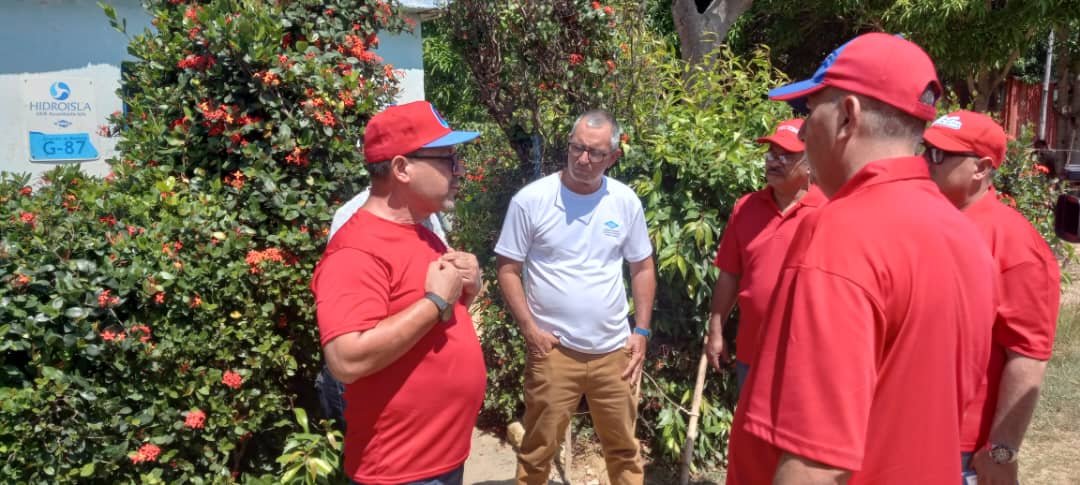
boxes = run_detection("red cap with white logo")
[923,110,1007,168]
[756,119,804,152]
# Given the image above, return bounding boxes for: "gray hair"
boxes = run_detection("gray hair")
[857,95,928,144]
[569,109,622,151]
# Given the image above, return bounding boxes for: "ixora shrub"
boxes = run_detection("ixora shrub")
[0,0,407,482]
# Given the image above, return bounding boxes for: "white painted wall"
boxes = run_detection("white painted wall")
[0,0,441,181]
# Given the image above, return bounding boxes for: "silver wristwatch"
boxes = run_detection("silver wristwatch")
[988,442,1018,464]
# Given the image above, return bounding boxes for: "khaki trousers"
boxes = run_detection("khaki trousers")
[515,346,643,485]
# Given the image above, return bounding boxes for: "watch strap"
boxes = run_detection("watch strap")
[989,442,1019,464]
[423,292,452,322]
[632,327,652,340]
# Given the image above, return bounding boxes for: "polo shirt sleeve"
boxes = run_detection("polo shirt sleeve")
[494,199,531,262]
[994,260,1059,360]
[622,200,653,263]
[312,248,392,346]
[743,266,882,471]
[713,206,742,274]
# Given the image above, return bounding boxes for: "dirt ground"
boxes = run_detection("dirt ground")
[463,255,1080,484]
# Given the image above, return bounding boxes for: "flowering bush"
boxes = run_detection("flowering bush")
[0,0,407,481]
[994,128,1077,268]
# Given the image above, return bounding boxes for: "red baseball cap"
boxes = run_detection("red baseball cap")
[769,33,942,121]
[756,119,804,152]
[923,110,1008,168]
[363,100,480,164]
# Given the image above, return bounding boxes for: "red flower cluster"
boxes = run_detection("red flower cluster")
[62,193,79,212]
[606,59,617,72]
[129,324,153,343]
[171,116,190,132]
[99,214,117,226]
[190,294,202,308]
[188,27,201,40]
[177,54,216,71]
[998,192,1018,207]
[245,247,286,273]
[285,147,310,167]
[569,53,584,65]
[98,289,120,308]
[1035,164,1050,174]
[338,90,355,107]
[20,212,36,226]
[13,274,31,288]
[101,329,124,342]
[313,110,336,127]
[184,409,207,429]
[256,71,281,86]
[224,170,246,190]
[222,370,243,389]
[197,100,236,136]
[19,186,32,196]
[153,292,166,304]
[343,34,382,63]
[130,443,161,464]
[184,5,200,21]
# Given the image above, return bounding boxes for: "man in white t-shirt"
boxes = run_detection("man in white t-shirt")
[495,110,656,485]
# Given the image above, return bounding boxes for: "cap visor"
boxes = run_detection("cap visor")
[768,78,826,101]
[923,130,973,154]
[423,130,480,148]
[757,135,804,153]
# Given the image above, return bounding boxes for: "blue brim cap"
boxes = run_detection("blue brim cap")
[423,130,480,148]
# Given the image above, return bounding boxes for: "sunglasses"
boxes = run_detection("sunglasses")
[922,145,978,165]
[409,151,463,172]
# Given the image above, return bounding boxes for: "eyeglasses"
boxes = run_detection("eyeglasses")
[764,152,804,164]
[409,151,463,172]
[568,142,613,162]
[922,145,978,165]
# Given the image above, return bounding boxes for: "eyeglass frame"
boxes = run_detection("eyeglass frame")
[922,145,979,165]
[764,151,805,165]
[567,142,615,163]
[407,150,463,172]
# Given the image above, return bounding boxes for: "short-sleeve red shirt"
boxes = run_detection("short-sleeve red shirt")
[714,185,826,364]
[311,210,487,484]
[959,187,1061,451]
[725,157,996,485]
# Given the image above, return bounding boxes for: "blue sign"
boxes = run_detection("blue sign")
[50,82,71,100]
[28,132,99,162]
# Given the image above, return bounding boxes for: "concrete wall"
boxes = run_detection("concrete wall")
[0,0,436,180]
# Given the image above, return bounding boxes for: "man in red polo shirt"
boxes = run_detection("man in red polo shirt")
[706,118,825,394]
[311,101,487,485]
[725,33,996,484]
[924,110,1061,485]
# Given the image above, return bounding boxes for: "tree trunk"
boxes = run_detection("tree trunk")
[672,0,754,65]
[970,50,1021,113]
[1053,23,1080,169]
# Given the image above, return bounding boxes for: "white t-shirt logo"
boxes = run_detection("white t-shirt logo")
[932,115,963,130]
[602,220,621,237]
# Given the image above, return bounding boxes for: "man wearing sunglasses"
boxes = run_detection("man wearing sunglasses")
[705,118,824,395]
[311,101,485,485]
[496,109,655,484]
[924,110,1061,485]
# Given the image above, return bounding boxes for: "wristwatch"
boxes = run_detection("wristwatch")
[423,292,453,322]
[632,327,652,340]
[988,442,1018,464]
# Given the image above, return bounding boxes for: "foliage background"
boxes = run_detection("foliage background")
[1,0,406,482]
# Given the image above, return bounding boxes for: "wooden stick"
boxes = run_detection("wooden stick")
[679,336,710,485]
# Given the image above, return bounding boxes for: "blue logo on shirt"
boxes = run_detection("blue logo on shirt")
[602,220,620,237]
